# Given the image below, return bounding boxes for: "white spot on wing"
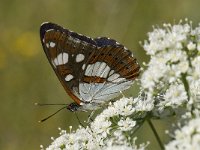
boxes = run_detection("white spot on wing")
[65,74,74,81]
[92,62,101,76]
[84,61,110,78]
[112,77,126,82]
[76,54,85,62]
[82,64,86,70]
[46,29,54,32]
[109,70,115,76]
[50,42,56,48]
[96,62,107,76]
[100,65,110,78]
[85,64,92,76]
[46,43,49,48]
[108,73,120,81]
[54,53,68,66]
[74,38,80,43]
[57,53,63,65]
[63,53,68,64]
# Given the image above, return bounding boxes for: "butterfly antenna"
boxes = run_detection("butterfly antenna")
[35,103,67,106]
[38,106,67,123]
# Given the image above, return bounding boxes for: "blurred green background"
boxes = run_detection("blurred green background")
[1,0,200,149]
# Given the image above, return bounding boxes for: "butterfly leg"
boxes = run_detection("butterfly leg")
[120,91,125,97]
[87,111,95,123]
[74,112,85,128]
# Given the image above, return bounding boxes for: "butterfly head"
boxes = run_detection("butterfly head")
[66,102,81,112]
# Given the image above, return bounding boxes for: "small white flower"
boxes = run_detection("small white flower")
[118,117,136,131]
[134,94,154,111]
[113,97,136,116]
[141,56,169,90]
[91,114,112,138]
[187,41,196,50]
[157,83,187,110]
[144,28,167,55]
[101,105,117,118]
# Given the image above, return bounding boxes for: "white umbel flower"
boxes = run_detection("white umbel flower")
[118,117,136,131]
[187,41,196,50]
[161,83,187,108]
[140,20,200,115]
[165,117,200,150]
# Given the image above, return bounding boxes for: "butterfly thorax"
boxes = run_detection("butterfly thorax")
[66,102,81,112]
[67,102,101,112]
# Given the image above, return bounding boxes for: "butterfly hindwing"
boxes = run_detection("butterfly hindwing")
[79,46,140,104]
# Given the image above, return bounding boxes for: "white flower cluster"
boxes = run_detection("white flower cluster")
[44,127,99,150]
[43,97,150,150]
[141,19,200,116]
[90,96,154,142]
[165,116,200,150]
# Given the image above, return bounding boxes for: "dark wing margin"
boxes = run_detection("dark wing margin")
[40,22,96,46]
[40,22,84,105]
[94,37,117,46]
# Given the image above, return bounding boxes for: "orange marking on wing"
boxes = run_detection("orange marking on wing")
[83,76,106,83]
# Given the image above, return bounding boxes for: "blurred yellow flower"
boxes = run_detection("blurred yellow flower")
[14,32,39,57]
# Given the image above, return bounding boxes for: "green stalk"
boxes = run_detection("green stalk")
[147,119,164,150]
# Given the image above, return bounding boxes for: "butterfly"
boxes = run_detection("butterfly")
[40,22,140,112]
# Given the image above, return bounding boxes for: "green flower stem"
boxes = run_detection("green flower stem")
[147,119,164,150]
[181,73,190,100]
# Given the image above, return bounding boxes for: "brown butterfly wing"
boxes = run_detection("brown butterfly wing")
[40,22,98,104]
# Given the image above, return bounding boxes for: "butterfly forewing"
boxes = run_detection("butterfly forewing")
[40,22,140,111]
[40,23,98,104]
